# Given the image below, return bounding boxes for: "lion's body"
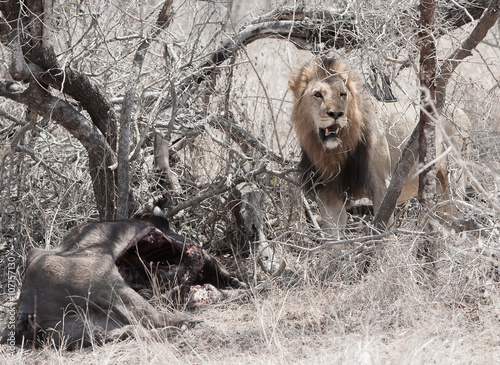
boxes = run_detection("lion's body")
[380,100,471,204]
[289,57,470,229]
[289,58,392,228]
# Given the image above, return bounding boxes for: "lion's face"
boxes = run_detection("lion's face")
[289,58,362,153]
[305,75,351,149]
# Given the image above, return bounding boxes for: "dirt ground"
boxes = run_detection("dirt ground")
[2,223,500,364]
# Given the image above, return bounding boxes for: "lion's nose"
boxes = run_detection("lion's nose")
[327,110,344,119]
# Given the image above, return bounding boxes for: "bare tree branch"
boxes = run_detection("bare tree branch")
[179,1,492,93]
[166,164,298,218]
[0,80,116,219]
[373,1,499,228]
[207,115,286,163]
[436,0,500,107]
[0,1,119,148]
[373,127,419,229]
[116,0,174,218]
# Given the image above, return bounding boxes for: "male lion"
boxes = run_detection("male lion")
[289,57,470,229]
[289,57,392,229]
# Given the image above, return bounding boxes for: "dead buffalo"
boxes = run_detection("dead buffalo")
[5,208,244,348]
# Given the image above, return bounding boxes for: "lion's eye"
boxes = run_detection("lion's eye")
[340,92,347,99]
[313,91,323,99]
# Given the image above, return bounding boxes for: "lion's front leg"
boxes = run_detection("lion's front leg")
[317,189,348,237]
[370,133,394,229]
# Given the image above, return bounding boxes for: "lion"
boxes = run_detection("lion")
[289,57,393,229]
[289,57,470,229]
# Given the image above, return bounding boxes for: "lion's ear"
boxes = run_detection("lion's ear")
[289,76,305,99]
[288,79,297,94]
[345,71,361,97]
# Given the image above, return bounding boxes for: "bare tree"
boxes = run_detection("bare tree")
[0,0,498,258]
[0,0,119,219]
[373,0,500,228]
[115,0,174,219]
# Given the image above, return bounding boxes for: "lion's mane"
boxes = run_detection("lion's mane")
[289,57,377,198]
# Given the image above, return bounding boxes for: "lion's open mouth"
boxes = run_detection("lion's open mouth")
[319,124,341,142]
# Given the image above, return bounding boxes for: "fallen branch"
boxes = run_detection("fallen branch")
[266,228,438,253]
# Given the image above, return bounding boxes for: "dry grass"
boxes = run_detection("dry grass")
[1,1,500,364]
[3,220,500,364]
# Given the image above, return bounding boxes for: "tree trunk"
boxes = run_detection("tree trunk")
[418,0,438,208]
[417,0,439,282]
[116,0,174,218]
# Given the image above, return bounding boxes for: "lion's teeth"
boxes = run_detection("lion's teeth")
[324,127,339,136]
[324,127,340,136]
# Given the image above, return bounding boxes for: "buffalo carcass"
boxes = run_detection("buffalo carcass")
[8,208,245,348]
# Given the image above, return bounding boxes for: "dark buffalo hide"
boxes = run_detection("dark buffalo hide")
[3,209,244,348]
